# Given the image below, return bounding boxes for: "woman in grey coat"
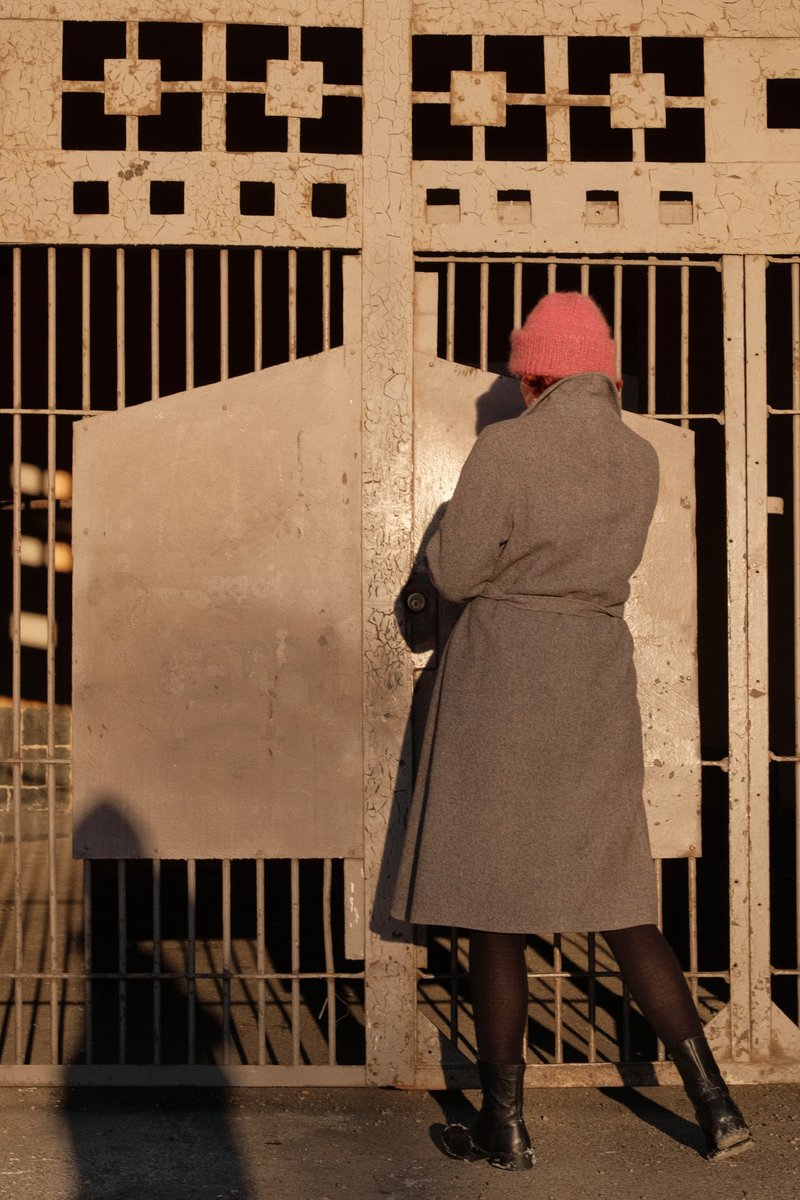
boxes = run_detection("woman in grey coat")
[391,292,752,1170]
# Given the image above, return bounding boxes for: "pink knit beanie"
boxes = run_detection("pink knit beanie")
[508,292,616,381]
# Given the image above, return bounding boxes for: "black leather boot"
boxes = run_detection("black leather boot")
[442,1061,535,1170]
[669,1034,754,1160]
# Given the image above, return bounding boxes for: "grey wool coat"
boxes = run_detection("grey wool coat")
[390,372,661,935]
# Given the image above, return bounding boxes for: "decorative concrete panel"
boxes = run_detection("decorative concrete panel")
[72,344,362,860]
[412,351,701,859]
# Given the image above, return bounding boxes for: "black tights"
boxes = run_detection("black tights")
[469,924,703,1065]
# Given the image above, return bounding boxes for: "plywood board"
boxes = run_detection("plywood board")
[72,344,362,859]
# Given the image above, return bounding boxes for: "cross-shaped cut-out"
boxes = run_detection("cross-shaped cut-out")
[104,58,161,117]
[266,59,324,119]
[609,73,666,128]
[450,71,507,127]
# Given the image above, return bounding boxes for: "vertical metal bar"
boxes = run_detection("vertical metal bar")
[187,859,196,1064]
[723,255,752,1061]
[322,248,332,352]
[288,248,298,362]
[621,981,632,1062]
[116,248,126,409]
[580,260,589,295]
[291,859,301,1066]
[553,933,563,1064]
[547,261,556,293]
[83,860,93,1065]
[655,858,665,1060]
[449,928,459,1050]
[220,247,229,382]
[256,858,266,1066]
[323,860,336,1065]
[152,859,161,1065]
[513,261,522,330]
[254,248,263,372]
[792,262,800,1021]
[445,261,455,361]
[11,247,23,1064]
[688,858,700,1012]
[647,259,657,414]
[680,261,690,427]
[744,253,773,1060]
[81,247,91,411]
[150,248,159,401]
[185,248,194,392]
[587,932,596,1063]
[117,861,127,1064]
[287,26,301,154]
[46,248,58,1062]
[613,264,623,380]
[222,858,232,1066]
[479,261,489,372]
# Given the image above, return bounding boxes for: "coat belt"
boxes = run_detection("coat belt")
[475,591,624,619]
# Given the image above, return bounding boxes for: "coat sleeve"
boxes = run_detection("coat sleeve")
[426,425,513,602]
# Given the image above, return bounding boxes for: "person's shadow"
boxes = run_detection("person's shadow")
[64,799,254,1198]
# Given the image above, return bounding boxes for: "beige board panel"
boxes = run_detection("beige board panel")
[72,344,362,860]
[0,3,361,22]
[413,352,701,859]
[706,39,800,164]
[0,152,360,246]
[0,21,60,150]
[413,162,800,255]
[412,1,800,38]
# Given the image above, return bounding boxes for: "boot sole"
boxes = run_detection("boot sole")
[706,1133,755,1162]
[488,1149,536,1171]
[442,1125,535,1170]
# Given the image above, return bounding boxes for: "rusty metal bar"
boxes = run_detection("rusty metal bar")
[323,860,336,1065]
[613,264,623,380]
[117,861,127,1064]
[744,254,772,1059]
[587,933,596,1063]
[647,259,657,414]
[150,248,159,401]
[152,860,161,1065]
[722,255,751,1060]
[46,249,58,1060]
[655,859,666,1061]
[81,247,91,412]
[471,34,485,163]
[185,248,194,391]
[220,248,229,382]
[688,857,699,1010]
[288,248,298,362]
[513,261,522,329]
[680,259,690,427]
[222,858,231,1066]
[580,261,589,295]
[291,859,301,1066]
[415,255,720,270]
[446,261,455,361]
[254,248,263,372]
[479,261,489,371]
[116,248,125,409]
[187,859,196,1065]
[83,861,93,1065]
[11,247,23,1065]
[792,262,800,1020]
[547,261,556,293]
[256,858,266,1066]
[553,933,563,1063]
[322,249,332,352]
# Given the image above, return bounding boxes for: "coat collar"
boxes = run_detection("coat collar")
[521,371,621,417]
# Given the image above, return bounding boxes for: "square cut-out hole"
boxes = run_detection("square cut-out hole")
[62,20,126,80]
[571,108,632,161]
[73,181,109,215]
[659,190,693,224]
[139,94,202,151]
[412,34,472,92]
[138,21,203,80]
[240,182,276,216]
[426,187,460,224]
[585,190,619,225]
[767,79,800,129]
[413,104,473,160]
[311,182,347,218]
[150,180,185,215]
[226,24,289,81]
[62,93,126,151]
[497,189,531,223]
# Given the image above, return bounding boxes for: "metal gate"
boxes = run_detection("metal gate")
[2,2,800,1085]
